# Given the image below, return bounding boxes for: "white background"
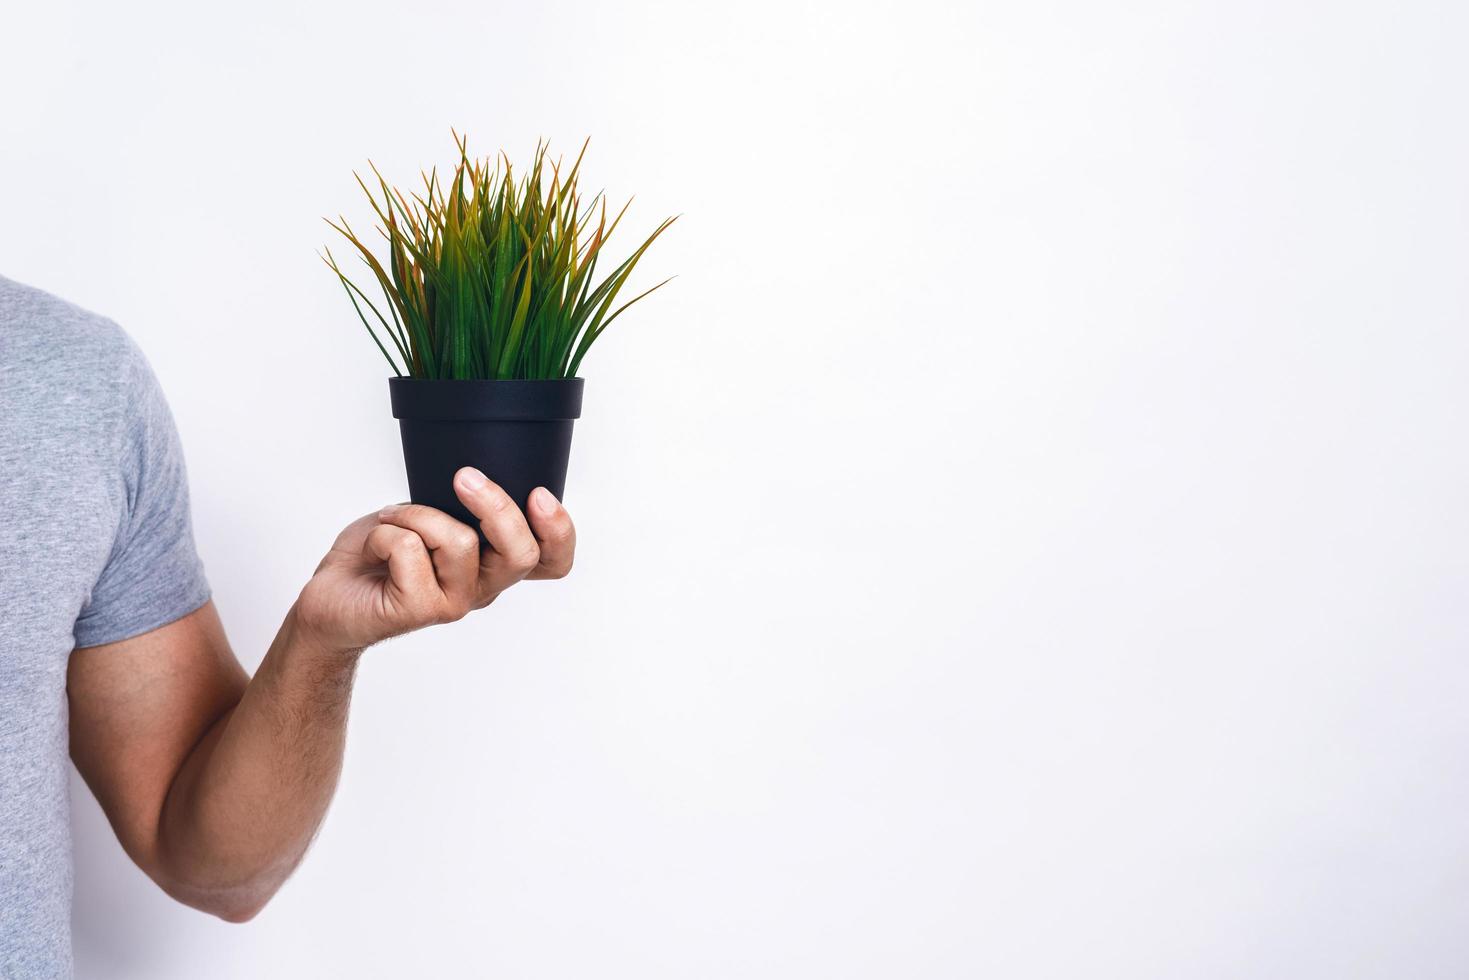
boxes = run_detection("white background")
[4,0,1469,976]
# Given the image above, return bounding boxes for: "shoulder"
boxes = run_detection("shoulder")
[0,274,150,405]
[0,274,140,367]
[0,276,166,483]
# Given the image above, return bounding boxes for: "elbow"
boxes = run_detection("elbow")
[164,876,280,924]
[147,817,301,923]
[213,899,267,924]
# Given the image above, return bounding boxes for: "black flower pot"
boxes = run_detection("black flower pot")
[389,377,584,534]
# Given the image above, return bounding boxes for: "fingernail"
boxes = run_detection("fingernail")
[532,487,559,515]
[378,504,404,520]
[457,467,488,491]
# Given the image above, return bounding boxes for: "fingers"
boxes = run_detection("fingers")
[376,503,481,614]
[525,487,576,580]
[453,467,543,601]
[363,523,438,612]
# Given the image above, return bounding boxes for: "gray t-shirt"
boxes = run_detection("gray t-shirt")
[0,276,210,977]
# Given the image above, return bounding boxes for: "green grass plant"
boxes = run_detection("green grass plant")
[324,135,675,380]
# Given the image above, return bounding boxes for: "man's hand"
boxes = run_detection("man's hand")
[296,466,577,654]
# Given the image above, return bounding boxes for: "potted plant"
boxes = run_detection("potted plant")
[323,135,674,535]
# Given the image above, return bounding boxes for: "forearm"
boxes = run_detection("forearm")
[70,475,574,923]
[156,604,361,921]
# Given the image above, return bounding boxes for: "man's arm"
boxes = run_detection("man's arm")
[69,468,575,922]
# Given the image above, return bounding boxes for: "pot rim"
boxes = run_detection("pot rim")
[388,376,585,383]
[390,375,584,421]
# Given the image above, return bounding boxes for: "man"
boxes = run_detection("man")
[0,275,577,976]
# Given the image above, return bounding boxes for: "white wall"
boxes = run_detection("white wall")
[4,0,1469,976]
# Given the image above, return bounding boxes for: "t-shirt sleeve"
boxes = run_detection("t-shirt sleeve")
[73,341,211,648]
